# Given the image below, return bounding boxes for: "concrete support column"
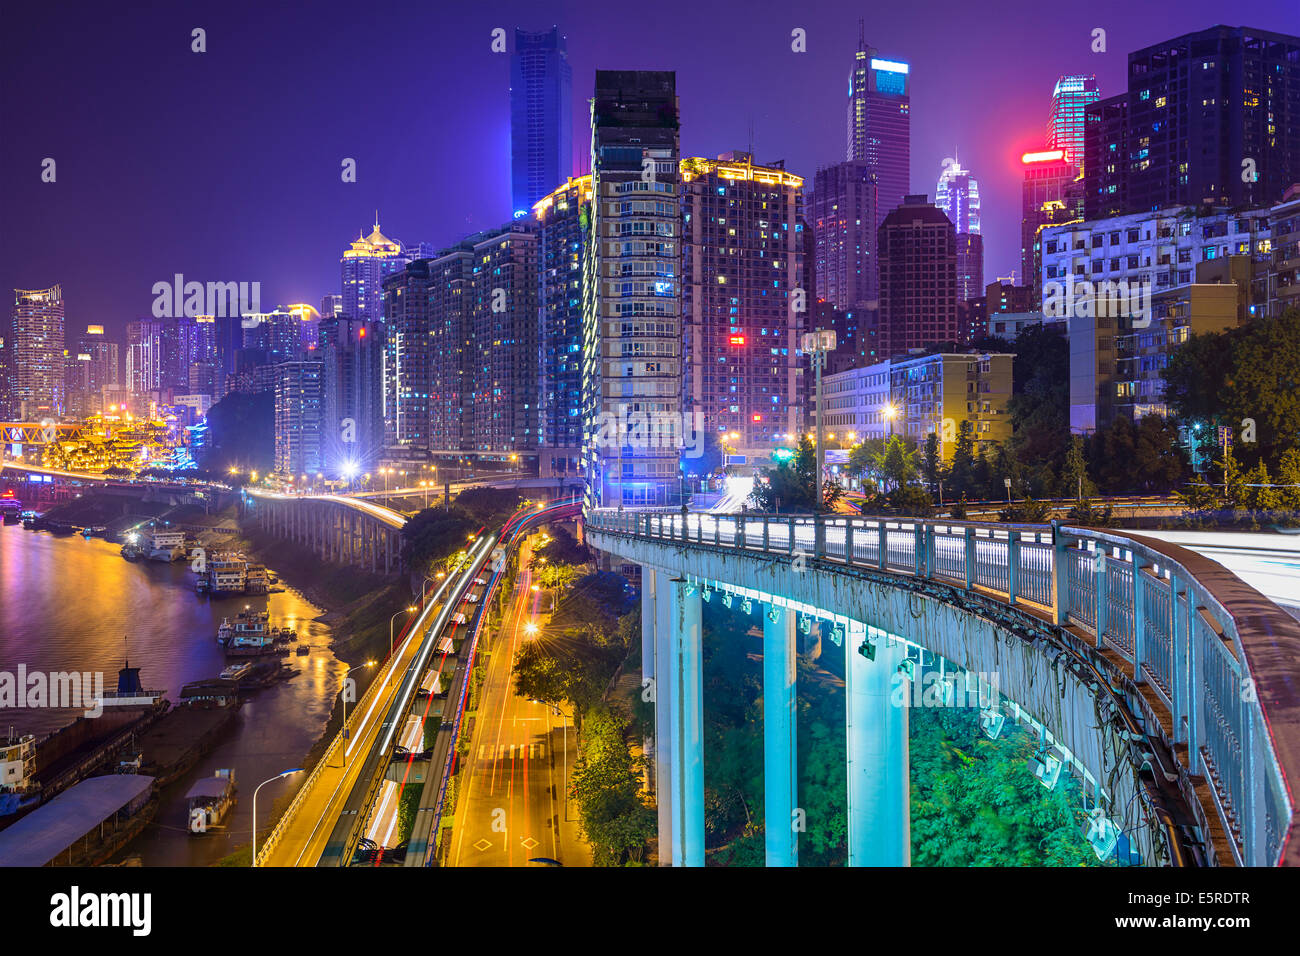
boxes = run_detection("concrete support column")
[667,576,704,867]
[763,604,798,867]
[651,567,674,865]
[845,623,910,866]
[642,569,659,801]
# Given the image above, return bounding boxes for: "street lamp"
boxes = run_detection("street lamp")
[252,768,302,866]
[802,329,837,508]
[390,605,418,661]
[339,660,376,767]
[883,402,898,439]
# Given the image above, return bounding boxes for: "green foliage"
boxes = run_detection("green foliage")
[1164,309,1300,468]
[875,435,918,491]
[1005,323,1070,485]
[535,525,590,566]
[1066,498,1114,525]
[570,704,655,865]
[750,435,821,512]
[998,498,1051,523]
[453,487,526,526]
[1062,435,1095,500]
[922,432,941,496]
[1087,415,1185,494]
[948,420,978,499]
[400,508,476,575]
[909,708,1100,867]
[397,783,424,844]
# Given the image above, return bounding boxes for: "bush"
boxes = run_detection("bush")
[998,499,1051,523]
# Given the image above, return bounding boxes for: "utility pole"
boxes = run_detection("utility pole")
[802,330,836,508]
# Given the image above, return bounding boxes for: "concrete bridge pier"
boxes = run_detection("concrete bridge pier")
[764,604,798,867]
[647,568,706,866]
[846,622,910,866]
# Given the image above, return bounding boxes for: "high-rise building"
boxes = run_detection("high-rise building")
[162,315,217,393]
[383,259,435,454]
[274,361,324,476]
[877,195,959,358]
[681,153,805,460]
[11,286,65,419]
[846,27,910,223]
[240,309,302,364]
[318,314,384,475]
[812,160,880,310]
[0,332,14,419]
[582,70,683,508]
[66,325,119,418]
[510,26,573,218]
[125,318,164,399]
[340,219,410,325]
[469,223,539,457]
[534,175,592,479]
[1020,149,1082,303]
[1047,75,1100,170]
[1084,26,1300,220]
[936,158,983,304]
[320,294,343,320]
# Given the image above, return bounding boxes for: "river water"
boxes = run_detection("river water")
[0,523,347,865]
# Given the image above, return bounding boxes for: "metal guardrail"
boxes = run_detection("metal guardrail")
[585,508,1300,867]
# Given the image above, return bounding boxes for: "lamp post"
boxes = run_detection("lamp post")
[338,661,375,767]
[802,330,837,508]
[252,768,302,866]
[550,702,575,822]
[389,606,417,660]
[883,401,898,439]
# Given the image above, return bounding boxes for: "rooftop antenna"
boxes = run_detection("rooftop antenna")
[747,118,754,161]
[858,18,865,50]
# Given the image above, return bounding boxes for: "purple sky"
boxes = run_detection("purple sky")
[3,1,1291,338]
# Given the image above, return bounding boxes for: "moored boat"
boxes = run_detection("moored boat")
[186,769,236,834]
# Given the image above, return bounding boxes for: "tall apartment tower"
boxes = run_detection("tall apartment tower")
[681,153,805,459]
[1047,75,1100,170]
[1085,26,1300,219]
[582,70,682,508]
[318,314,385,475]
[66,325,119,418]
[274,361,324,476]
[11,286,66,419]
[510,27,573,217]
[382,258,435,455]
[469,222,539,457]
[125,318,165,399]
[846,27,910,225]
[812,160,880,310]
[534,175,592,479]
[340,219,409,325]
[936,158,984,304]
[877,195,959,358]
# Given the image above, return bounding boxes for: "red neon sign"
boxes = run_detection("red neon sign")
[729,335,746,346]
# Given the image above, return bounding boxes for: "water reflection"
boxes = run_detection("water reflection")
[0,524,346,865]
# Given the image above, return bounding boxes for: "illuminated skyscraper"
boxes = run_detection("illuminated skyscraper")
[274,361,324,476]
[1084,26,1300,219]
[126,318,164,398]
[11,286,65,418]
[681,153,805,460]
[936,158,983,304]
[510,27,573,218]
[534,175,592,479]
[812,160,879,310]
[340,219,407,324]
[1020,149,1081,302]
[846,25,910,226]
[1046,75,1099,170]
[582,70,682,508]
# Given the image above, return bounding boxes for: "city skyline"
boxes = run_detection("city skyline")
[5,2,1286,338]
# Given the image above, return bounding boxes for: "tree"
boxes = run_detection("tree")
[535,525,590,566]
[922,433,942,497]
[948,420,977,499]
[400,508,476,573]
[1062,435,1094,500]
[1004,323,1070,487]
[570,705,655,865]
[875,435,918,491]
[749,435,820,512]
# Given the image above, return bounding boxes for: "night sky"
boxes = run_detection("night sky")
[3,0,1291,338]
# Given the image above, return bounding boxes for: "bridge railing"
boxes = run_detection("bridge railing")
[584,507,1300,867]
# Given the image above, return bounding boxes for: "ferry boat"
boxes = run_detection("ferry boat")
[218,610,293,657]
[0,730,40,818]
[218,662,253,681]
[120,531,147,560]
[147,529,187,562]
[93,661,166,710]
[186,769,236,834]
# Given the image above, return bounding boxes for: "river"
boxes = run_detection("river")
[0,522,347,865]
